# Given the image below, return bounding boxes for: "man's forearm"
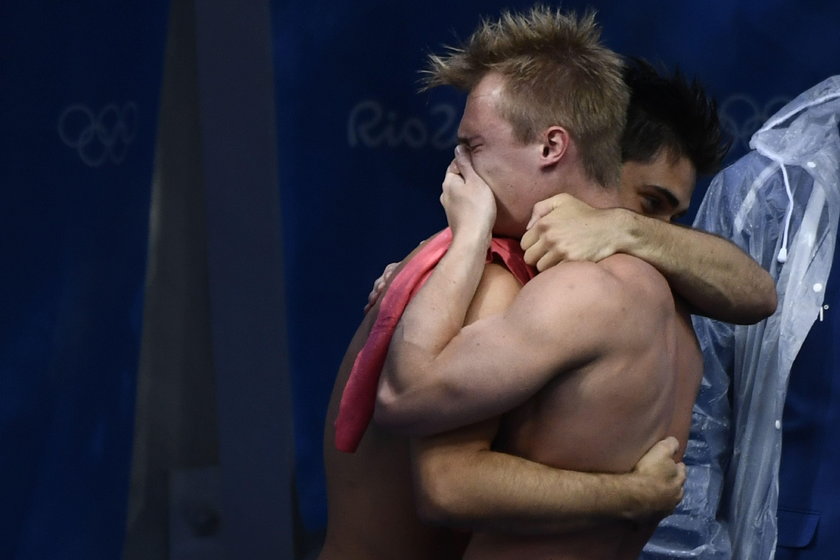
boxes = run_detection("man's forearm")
[617,210,777,324]
[376,228,489,420]
[522,195,777,324]
[412,438,679,534]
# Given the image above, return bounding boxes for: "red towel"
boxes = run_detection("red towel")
[335,228,536,452]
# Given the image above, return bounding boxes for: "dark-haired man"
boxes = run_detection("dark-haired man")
[520,59,774,325]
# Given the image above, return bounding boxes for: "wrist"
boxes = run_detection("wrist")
[581,472,646,524]
[596,471,655,523]
[449,225,491,253]
[612,208,643,256]
[612,471,650,523]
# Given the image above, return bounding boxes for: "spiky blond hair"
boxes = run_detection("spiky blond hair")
[423,5,628,186]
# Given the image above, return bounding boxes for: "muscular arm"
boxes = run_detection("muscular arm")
[406,259,684,534]
[377,245,635,435]
[376,150,653,435]
[411,421,684,533]
[373,150,686,531]
[521,194,777,324]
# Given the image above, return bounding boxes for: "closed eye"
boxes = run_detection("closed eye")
[457,135,482,152]
[640,186,682,221]
[641,195,664,213]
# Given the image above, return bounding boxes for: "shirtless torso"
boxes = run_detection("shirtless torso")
[321,243,700,560]
[461,254,703,560]
[319,244,468,560]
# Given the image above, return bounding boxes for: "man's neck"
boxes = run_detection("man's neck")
[562,174,620,210]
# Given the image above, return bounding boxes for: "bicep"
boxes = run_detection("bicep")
[375,263,522,432]
[432,264,612,414]
[377,262,616,435]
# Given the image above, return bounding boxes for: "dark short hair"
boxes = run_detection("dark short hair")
[621,57,730,175]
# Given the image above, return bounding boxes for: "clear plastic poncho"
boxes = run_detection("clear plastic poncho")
[641,76,840,560]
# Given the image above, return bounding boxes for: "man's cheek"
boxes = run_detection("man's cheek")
[470,156,495,186]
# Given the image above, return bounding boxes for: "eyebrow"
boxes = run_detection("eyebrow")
[648,185,690,220]
[457,135,481,145]
[649,185,681,210]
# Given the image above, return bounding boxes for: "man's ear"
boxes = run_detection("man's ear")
[539,126,569,167]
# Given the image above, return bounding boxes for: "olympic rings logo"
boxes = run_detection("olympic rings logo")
[58,102,139,167]
[718,94,791,153]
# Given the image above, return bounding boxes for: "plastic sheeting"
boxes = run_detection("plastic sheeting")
[643,76,840,559]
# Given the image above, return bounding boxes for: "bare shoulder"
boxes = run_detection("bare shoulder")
[516,255,672,319]
[465,262,522,323]
[603,254,673,306]
[598,254,671,295]
[597,255,677,328]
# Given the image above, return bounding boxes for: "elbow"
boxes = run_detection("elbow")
[373,380,406,432]
[415,486,457,526]
[373,352,432,434]
[413,463,469,526]
[373,376,428,436]
[375,369,461,437]
[735,274,778,325]
[374,348,420,432]
[757,283,779,321]
[752,267,779,320]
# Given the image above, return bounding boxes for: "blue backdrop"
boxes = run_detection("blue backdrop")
[273,0,840,534]
[3,1,838,556]
[1,4,169,558]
